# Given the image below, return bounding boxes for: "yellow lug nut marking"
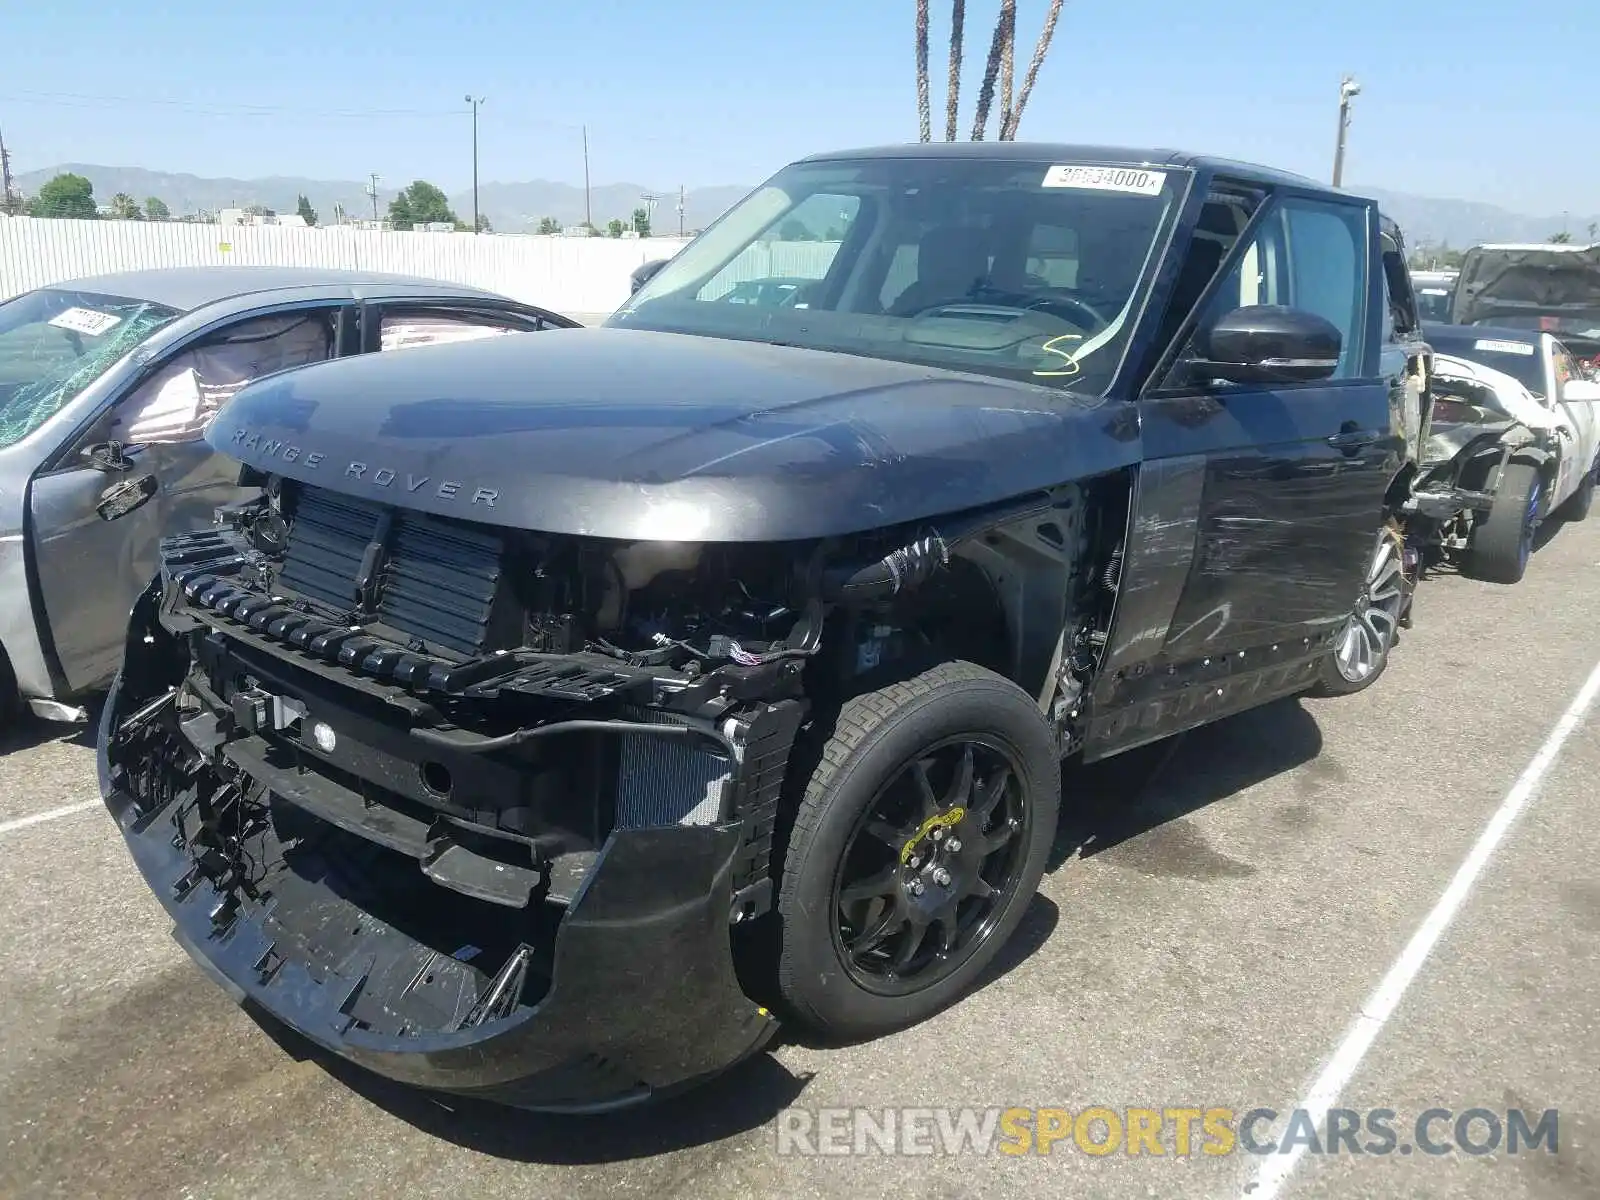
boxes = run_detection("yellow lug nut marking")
[900,807,967,864]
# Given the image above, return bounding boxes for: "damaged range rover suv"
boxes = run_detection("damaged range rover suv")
[101,144,1426,1112]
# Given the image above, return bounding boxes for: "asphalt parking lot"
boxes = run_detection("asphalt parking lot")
[2,520,1598,1200]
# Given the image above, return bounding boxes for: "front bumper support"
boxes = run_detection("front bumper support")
[99,672,779,1112]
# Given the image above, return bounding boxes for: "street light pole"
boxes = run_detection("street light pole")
[465,94,484,233]
[1332,75,1360,188]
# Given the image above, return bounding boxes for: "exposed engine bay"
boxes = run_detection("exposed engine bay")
[101,474,1103,1068]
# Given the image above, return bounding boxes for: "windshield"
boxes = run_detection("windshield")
[0,288,181,450]
[609,156,1185,395]
[1414,288,1453,322]
[1428,329,1547,396]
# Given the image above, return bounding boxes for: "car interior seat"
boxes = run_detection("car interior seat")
[889,226,994,315]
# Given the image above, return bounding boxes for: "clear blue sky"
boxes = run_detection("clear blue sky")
[1,0,1594,213]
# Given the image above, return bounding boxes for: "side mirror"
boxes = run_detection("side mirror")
[1563,379,1600,403]
[629,259,669,295]
[96,473,158,521]
[1192,305,1343,385]
[81,440,136,473]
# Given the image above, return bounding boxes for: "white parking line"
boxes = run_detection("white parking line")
[0,799,101,837]
[1248,652,1600,1200]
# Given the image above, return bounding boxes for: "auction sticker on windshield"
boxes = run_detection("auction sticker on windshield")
[47,307,124,337]
[1473,338,1536,356]
[1042,165,1167,195]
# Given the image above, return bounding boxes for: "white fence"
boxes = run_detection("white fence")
[0,217,694,316]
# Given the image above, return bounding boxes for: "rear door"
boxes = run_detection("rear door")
[28,300,352,694]
[1551,339,1599,501]
[1088,188,1396,757]
[360,299,577,352]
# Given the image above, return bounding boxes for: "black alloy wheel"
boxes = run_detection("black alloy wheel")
[831,736,1029,995]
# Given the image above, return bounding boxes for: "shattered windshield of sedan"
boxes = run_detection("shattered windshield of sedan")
[0,288,181,450]
[610,156,1186,395]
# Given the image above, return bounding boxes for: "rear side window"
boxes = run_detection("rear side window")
[1378,236,1419,340]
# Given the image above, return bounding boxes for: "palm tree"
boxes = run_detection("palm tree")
[944,0,965,141]
[915,0,932,142]
[108,192,142,220]
[970,0,1014,140]
[1001,0,1065,140]
[919,0,1066,142]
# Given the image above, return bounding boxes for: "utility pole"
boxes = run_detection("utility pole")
[367,173,381,223]
[582,124,592,231]
[1331,75,1360,188]
[677,184,685,237]
[0,126,17,215]
[465,94,485,233]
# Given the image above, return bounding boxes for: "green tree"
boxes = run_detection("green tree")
[631,206,652,237]
[536,216,562,234]
[1549,231,1573,244]
[778,218,814,241]
[465,213,492,233]
[108,192,143,220]
[296,194,318,226]
[606,217,625,238]
[387,180,458,230]
[144,196,171,221]
[27,172,97,219]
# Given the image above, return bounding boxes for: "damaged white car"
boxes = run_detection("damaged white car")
[1413,322,1600,582]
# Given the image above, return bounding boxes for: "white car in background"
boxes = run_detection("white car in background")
[1422,322,1600,581]
[1410,269,1458,323]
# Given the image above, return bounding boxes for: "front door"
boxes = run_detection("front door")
[1087,191,1397,757]
[28,303,348,694]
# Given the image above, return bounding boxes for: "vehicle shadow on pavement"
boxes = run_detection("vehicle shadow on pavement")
[1050,696,1325,873]
[305,1039,814,1164]
[0,714,97,757]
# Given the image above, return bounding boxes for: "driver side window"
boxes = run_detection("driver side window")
[102,309,335,447]
[1161,195,1367,387]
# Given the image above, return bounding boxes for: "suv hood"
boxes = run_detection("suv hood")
[1452,244,1600,333]
[212,327,1136,542]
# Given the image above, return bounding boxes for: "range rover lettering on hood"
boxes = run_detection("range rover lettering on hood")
[228,426,501,507]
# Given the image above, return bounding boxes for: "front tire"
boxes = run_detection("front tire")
[1310,527,1407,697]
[1465,462,1543,584]
[775,660,1059,1040]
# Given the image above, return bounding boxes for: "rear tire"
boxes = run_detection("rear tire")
[1558,462,1595,522]
[774,660,1059,1041]
[1465,462,1543,584]
[0,650,22,735]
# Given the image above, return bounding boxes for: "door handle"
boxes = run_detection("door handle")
[1326,429,1378,453]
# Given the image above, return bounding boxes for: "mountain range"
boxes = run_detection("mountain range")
[14,163,1600,248]
[13,164,750,233]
